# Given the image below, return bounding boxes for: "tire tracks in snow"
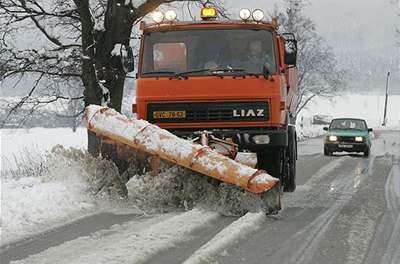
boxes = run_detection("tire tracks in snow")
[274,156,373,264]
[181,156,351,263]
[10,209,219,264]
[182,212,265,264]
[381,160,400,264]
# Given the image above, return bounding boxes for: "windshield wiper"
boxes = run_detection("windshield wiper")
[173,68,224,79]
[142,70,177,76]
[211,67,246,74]
[169,69,210,79]
[211,68,260,78]
[178,69,211,75]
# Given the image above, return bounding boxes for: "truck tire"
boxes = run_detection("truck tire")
[283,127,296,192]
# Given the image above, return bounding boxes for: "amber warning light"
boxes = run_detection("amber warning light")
[201,7,217,20]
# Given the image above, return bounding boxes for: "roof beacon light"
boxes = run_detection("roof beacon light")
[252,9,264,22]
[152,11,164,23]
[239,8,251,20]
[201,7,217,20]
[165,10,177,21]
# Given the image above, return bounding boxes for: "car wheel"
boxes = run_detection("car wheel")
[363,148,370,157]
[324,147,331,156]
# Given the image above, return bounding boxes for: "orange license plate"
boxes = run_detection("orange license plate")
[153,111,186,119]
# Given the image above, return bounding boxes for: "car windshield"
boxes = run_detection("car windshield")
[329,119,367,130]
[141,29,276,77]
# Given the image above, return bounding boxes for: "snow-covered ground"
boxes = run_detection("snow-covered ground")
[1,93,399,248]
[1,127,263,246]
[299,94,400,128]
[1,128,87,171]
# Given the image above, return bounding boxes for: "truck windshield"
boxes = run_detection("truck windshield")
[141,29,276,77]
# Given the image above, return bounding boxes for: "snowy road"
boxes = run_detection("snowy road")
[1,130,399,264]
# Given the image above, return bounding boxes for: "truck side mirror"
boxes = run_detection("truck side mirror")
[323,127,328,131]
[283,33,297,66]
[368,128,373,132]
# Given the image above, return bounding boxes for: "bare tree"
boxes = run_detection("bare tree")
[274,0,346,118]
[0,0,225,154]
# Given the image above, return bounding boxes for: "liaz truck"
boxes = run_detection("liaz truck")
[133,7,298,192]
[85,6,299,213]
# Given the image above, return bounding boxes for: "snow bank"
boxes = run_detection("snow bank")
[1,146,128,246]
[296,124,326,141]
[1,128,87,171]
[1,127,270,246]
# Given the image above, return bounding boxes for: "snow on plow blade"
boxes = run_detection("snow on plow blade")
[84,105,280,207]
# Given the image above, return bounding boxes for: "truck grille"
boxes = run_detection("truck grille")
[147,101,269,123]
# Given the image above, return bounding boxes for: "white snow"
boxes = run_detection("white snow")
[125,0,147,8]
[1,174,96,246]
[183,212,265,264]
[1,128,94,245]
[110,43,127,57]
[298,94,400,128]
[1,127,87,171]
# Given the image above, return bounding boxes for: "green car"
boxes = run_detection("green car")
[323,118,373,157]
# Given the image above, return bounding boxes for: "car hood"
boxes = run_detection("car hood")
[327,129,369,137]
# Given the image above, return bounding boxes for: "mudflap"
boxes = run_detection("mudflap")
[260,182,282,215]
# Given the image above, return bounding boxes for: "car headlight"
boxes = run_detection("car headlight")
[355,136,363,142]
[329,135,337,142]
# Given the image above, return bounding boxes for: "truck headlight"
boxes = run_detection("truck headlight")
[165,10,177,21]
[329,135,337,142]
[239,8,251,20]
[152,11,164,23]
[252,9,264,22]
[253,135,270,144]
[355,136,363,142]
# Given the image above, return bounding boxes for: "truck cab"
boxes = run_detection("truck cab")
[134,7,299,191]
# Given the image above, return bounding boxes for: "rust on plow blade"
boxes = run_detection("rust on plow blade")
[84,105,281,210]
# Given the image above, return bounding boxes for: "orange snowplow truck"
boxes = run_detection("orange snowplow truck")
[133,7,299,192]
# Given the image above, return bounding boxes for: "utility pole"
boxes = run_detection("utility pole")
[382,71,390,127]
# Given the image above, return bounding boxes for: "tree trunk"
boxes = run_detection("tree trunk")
[75,0,103,156]
[75,0,166,156]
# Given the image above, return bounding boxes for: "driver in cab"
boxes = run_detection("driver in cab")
[245,40,273,72]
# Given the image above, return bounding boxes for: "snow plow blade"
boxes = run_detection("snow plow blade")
[84,105,280,209]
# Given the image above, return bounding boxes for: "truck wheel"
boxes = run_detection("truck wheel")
[283,128,296,192]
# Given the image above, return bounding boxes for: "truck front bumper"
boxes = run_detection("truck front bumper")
[168,128,288,151]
